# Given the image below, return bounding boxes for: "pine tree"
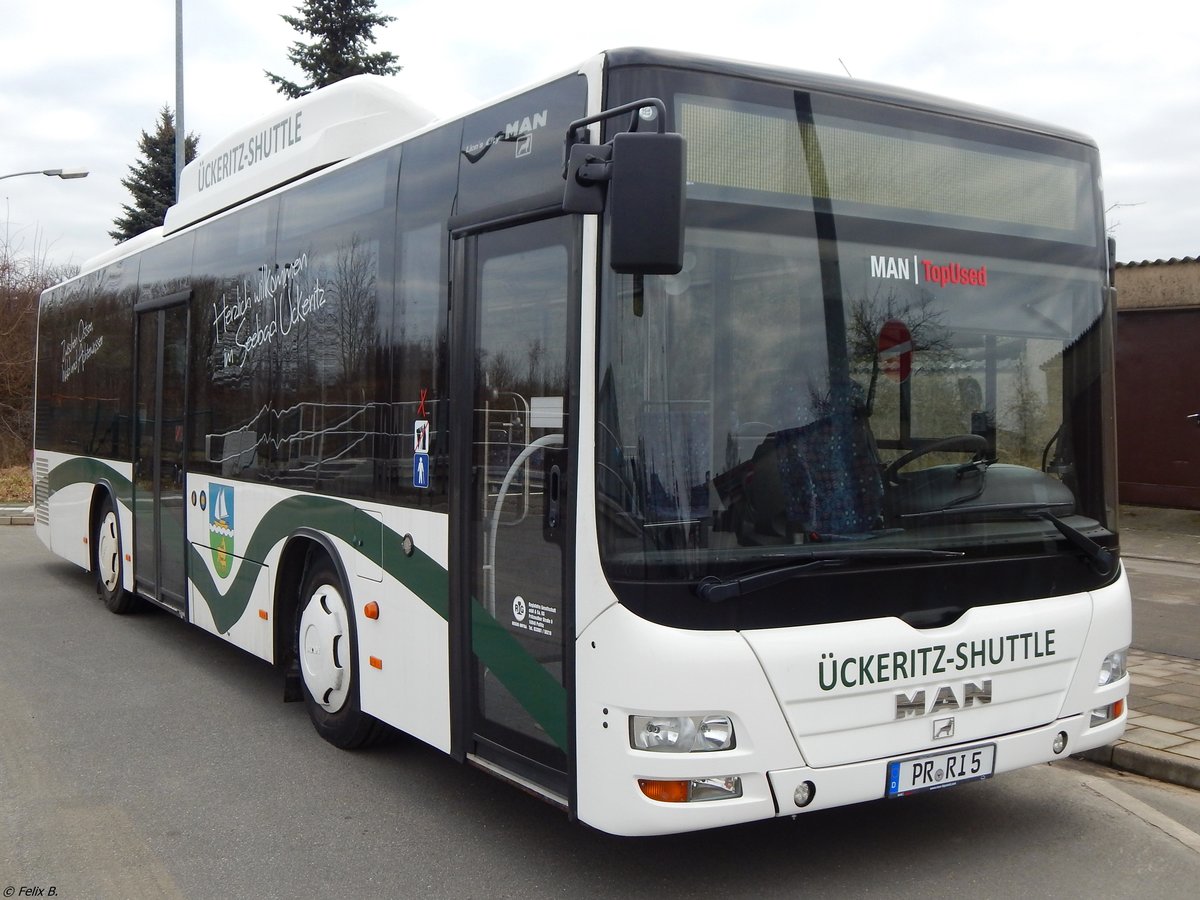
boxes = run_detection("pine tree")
[109,106,199,243]
[265,0,401,98]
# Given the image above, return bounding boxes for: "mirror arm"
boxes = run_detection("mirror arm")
[561,96,685,274]
[575,153,613,186]
[562,98,667,176]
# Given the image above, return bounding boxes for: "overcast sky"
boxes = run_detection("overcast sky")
[2,0,1197,269]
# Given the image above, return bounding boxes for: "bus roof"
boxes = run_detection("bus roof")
[162,74,436,237]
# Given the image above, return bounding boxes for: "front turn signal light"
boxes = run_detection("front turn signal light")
[1090,698,1125,728]
[638,776,742,803]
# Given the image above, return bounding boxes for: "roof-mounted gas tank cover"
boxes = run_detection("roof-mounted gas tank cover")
[164,74,436,235]
[563,98,686,275]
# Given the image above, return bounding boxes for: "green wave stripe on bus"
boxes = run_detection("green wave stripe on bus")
[186,495,449,632]
[41,463,445,627]
[186,497,567,750]
[47,457,133,505]
[470,597,569,751]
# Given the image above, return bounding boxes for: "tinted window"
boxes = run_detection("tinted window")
[391,125,460,508]
[272,150,400,499]
[36,259,138,458]
[189,197,280,482]
[596,66,1115,626]
[138,233,195,303]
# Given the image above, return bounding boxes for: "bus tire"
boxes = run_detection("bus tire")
[95,495,137,614]
[296,558,383,749]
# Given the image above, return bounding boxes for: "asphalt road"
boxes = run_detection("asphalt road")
[3,527,1200,899]
[1125,556,1200,660]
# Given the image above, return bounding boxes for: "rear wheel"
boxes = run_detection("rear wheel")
[297,558,384,749]
[95,496,138,614]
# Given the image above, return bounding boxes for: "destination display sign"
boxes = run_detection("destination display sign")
[677,93,1098,245]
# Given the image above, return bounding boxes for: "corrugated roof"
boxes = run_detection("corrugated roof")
[1117,256,1200,268]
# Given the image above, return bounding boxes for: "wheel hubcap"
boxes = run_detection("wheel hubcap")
[300,585,350,712]
[97,511,120,592]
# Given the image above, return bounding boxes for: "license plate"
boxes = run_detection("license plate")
[886,743,995,798]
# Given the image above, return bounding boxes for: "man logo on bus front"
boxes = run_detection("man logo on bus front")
[209,484,235,578]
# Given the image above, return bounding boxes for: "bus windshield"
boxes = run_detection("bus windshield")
[595,75,1115,603]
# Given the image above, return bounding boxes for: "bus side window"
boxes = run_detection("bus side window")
[190,198,280,482]
[393,125,459,507]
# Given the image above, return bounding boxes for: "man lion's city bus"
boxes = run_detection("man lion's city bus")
[33,49,1129,836]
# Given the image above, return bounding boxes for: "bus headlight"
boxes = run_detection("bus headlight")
[630,714,736,752]
[1098,648,1128,686]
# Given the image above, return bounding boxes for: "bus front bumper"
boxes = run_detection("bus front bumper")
[768,709,1126,816]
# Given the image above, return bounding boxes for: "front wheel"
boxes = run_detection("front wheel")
[297,558,384,749]
[95,496,138,614]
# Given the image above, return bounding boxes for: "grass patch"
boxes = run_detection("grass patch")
[0,465,32,504]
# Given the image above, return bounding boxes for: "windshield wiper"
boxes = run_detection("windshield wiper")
[694,548,964,603]
[1030,509,1116,576]
[903,503,1115,576]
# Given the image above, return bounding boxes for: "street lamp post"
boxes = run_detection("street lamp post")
[0,168,89,182]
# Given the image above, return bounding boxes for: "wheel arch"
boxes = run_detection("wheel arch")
[87,480,121,574]
[272,528,355,670]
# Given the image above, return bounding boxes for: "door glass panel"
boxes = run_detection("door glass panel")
[159,304,188,603]
[469,218,572,770]
[134,313,159,591]
[133,304,189,609]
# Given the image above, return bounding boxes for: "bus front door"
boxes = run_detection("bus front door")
[451,216,578,801]
[132,296,190,616]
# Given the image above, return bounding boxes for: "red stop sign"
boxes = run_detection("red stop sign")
[877,319,913,383]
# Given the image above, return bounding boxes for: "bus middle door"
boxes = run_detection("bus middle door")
[132,292,190,616]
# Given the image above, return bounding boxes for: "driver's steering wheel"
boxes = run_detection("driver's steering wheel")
[885,434,990,485]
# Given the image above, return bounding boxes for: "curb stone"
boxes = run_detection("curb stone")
[0,505,33,526]
[0,508,34,528]
[1078,742,1200,792]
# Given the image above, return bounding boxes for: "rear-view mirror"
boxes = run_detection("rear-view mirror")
[562,99,687,276]
[608,132,686,275]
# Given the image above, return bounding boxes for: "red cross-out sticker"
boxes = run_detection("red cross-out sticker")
[877,319,913,384]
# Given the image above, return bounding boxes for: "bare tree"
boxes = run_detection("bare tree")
[0,230,78,463]
[330,234,378,386]
[1006,353,1047,465]
[846,286,955,414]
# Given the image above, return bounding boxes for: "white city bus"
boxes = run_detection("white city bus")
[33,48,1129,836]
